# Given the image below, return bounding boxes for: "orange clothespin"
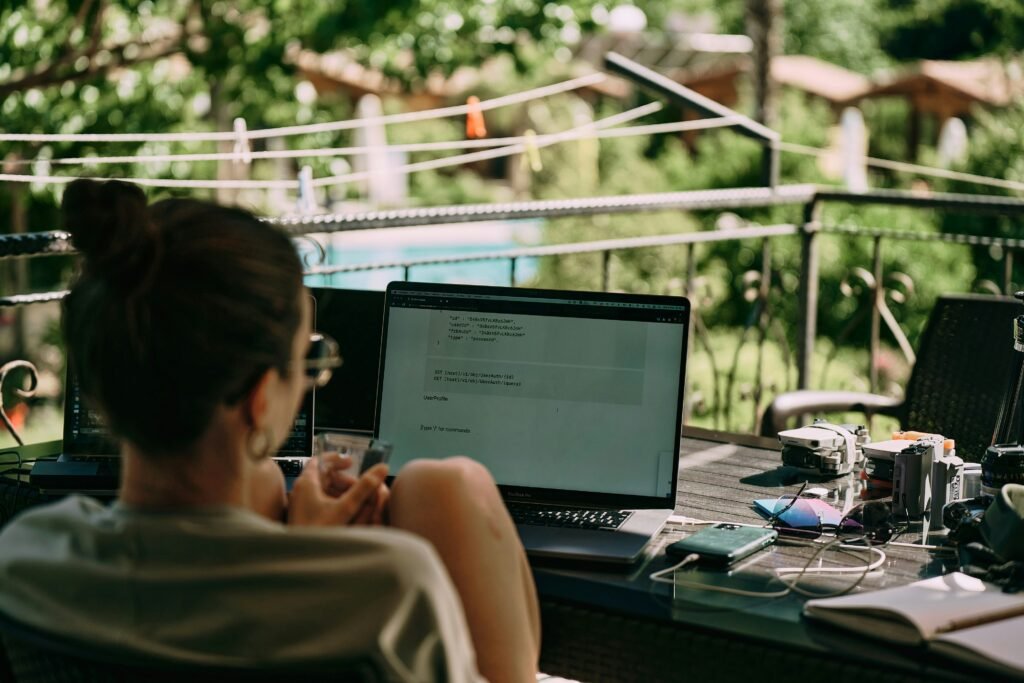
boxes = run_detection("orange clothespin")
[521,129,542,173]
[466,96,487,139]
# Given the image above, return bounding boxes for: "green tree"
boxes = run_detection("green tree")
[881,0,1024,60]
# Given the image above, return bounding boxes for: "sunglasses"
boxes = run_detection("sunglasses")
[303,332,342,390]
[763,484,906,545]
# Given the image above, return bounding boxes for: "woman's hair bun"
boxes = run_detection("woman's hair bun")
[62,179,161,291]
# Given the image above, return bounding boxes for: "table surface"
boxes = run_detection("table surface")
[531,426,989,682]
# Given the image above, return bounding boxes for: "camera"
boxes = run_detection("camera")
[778,421,869,477]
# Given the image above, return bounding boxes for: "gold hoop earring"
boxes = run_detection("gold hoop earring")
[247,427,274,462]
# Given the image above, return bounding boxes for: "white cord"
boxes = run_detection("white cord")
[0,73,607,144]
[649,553,702,583]
[0,101,663,191]
[650,533,887,599]
[14,116,742,167]
[779,141,1024,194]
[310,101,662,188]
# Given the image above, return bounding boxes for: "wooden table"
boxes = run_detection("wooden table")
[533,428,996,683]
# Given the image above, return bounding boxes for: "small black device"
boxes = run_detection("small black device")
[943,495,992,536]
[666,524,777,566]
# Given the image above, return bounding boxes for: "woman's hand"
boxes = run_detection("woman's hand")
[287,458,390,527]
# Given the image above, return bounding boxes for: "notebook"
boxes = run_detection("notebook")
[374,282,689,564]
[804,572,1024,678]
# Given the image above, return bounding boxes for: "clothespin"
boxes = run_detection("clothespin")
[521,129,542,173]
[466,96,487,139]
[296,165,318,214]
[232,117,251,165]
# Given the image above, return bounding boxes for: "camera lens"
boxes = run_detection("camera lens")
[980,444,1024,495]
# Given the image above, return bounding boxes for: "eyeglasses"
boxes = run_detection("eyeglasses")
[763,483,906,546]
[304,332,342,390]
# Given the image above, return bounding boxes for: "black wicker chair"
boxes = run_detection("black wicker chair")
[760,294,1020,461]
[0,609,382,683]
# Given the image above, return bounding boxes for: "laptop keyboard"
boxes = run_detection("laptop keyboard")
[507,503,631,531]
[275,457,308,478]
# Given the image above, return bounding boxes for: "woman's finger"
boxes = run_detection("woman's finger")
[332,464,389,524]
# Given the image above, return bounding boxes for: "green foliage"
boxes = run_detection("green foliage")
[783,0,892,74]
[881,0,1024,60]
[938,103,1024,292]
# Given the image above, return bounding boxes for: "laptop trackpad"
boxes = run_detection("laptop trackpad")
[516,525,651,565]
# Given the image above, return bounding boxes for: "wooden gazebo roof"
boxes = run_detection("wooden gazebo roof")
[850,59,1024,117]
[770,55,870,105]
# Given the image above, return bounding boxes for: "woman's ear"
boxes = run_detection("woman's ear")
[243,370,274,428]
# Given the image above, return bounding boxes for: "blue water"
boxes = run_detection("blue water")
[302,239,540,291]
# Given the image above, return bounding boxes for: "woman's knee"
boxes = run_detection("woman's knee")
[394,457,495,497]
[390,457,501,522]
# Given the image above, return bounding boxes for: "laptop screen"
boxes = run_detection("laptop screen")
[308,287,385,433]
[63,370,120,456]
[375,282,689,509]
[63,366,315,458]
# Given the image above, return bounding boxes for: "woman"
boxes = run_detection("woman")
[0,180,540,682]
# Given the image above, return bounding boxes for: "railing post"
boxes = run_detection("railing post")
[1005,249,1015,295]
[797,199,822,390]
[752,238,773,431]
[869,236,884,393]
[683,243,696,297]
[601,250,612,292]
[403,265,411,282]
[509,257,518,287]
[762,139,780,189]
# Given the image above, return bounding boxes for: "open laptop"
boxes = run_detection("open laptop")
[375,282,689,565]
[31,363,315,495]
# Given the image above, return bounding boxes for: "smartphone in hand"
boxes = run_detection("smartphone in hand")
[666,524,777,566]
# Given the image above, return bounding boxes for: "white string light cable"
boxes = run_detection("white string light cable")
[778,141,1024,194]
[9,116,745,167]
[0,100,664,190]
[0,72,607,144]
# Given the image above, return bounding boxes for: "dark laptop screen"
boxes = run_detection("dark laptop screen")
[308,287,385,433]
[62,367,314,457]
[375,282,689,509]
[63,370,119,456]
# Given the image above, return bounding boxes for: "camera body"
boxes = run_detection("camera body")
[865,433,959,521]
[778,421,869,477]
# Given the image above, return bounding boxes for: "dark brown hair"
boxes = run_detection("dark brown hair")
[61,179,304,454]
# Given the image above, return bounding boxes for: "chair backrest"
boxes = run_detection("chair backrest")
[902,294,1020,462]
[0,610,382,683]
